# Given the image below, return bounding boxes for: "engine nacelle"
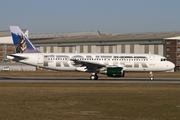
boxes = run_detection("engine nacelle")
[107,67,124,77]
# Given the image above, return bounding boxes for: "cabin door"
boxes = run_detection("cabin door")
[38,54,43,64]
[149,54,155,65]
[149,55,155,61]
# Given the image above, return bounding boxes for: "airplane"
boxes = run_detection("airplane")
[7,26,175,80]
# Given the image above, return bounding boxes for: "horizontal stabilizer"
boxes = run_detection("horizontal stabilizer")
[7,54,28,61]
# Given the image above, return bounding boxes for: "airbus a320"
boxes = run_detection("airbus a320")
[7,26,175,80]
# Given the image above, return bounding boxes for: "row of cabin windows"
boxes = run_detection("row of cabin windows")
[48,58,148,61]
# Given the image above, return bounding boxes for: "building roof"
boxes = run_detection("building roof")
[1,29,180,44]
[0,30,27,37]
[29,31,118,39]
[31,32,180,44]
[164,36,180,40]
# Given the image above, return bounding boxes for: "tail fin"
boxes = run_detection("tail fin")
[10,26,40,53]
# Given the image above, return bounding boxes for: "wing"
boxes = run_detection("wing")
[71,59,106,72]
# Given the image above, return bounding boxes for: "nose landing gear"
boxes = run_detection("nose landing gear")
[150,71,154,80]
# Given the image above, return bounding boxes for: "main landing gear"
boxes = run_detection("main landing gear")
[90,73,98,80]
[150,71,154,80]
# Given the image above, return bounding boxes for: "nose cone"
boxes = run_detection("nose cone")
[169,62,175,69]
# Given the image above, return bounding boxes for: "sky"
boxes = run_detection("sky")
[1,0,180,34]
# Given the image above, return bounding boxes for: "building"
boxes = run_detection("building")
[31,32,180,61]
[164,36,180,70]
[0,44,14,62]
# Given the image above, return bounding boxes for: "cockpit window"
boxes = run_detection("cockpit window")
[161,58,168,61]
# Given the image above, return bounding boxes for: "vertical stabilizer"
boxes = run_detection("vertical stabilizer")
[10,26,40,53]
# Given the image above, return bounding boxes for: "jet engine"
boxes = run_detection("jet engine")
[100,67,125,77]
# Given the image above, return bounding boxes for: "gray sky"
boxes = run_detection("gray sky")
[1,0,180,34]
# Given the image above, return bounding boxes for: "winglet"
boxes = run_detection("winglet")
[10,26,40,53]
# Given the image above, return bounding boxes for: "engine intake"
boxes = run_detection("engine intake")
[107,67,124,77]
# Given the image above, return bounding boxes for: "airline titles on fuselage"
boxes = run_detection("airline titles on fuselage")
[43,55,149,68]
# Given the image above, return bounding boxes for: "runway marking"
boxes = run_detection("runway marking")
[0,77,180,83]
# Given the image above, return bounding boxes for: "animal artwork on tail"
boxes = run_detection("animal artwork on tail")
[16,33,27,53]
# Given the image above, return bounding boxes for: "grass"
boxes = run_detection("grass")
[0,71,179,78]
[0,83,180,120]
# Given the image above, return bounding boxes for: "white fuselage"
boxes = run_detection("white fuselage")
[7,53,175,72]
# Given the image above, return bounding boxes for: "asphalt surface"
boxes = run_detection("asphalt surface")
[0,77,180,83]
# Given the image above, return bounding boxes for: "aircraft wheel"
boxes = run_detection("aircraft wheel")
[90,75,98,80]
[150,77,154,81]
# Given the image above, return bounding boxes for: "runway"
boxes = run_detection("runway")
[0,77,180,83]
